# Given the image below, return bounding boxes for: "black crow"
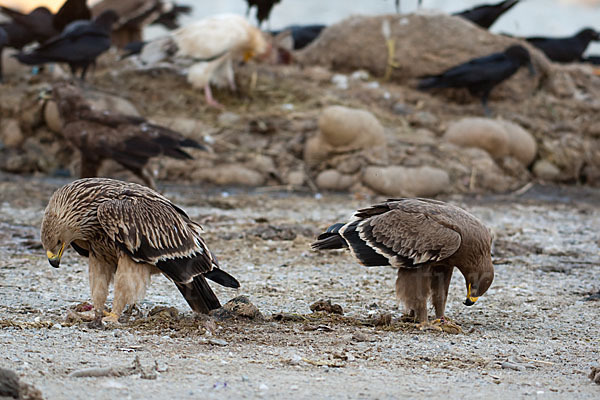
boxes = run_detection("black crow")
[270,24,326,50]
[245,0,281,27]
[526,28,600,63]
[581,55,600,65]
[418,45,534,114]
[0,6,57,45]
[14,10,119,81]
[53,0,92,32]
[120,40,147,59]
[454,0,520,29]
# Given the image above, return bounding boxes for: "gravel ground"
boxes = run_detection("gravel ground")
[0,174,599,399]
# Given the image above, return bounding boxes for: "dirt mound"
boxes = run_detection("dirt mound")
[296,12,549,101]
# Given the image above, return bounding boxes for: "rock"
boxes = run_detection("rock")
[444,118,510,160]
[533,159,561,181]
[87,91,140,116]
[43,101,63,133]
[297,13,548,101]
[218,112,241,127]
[0,367,43,400]
[305,106,388,168]
[362,165,449,197]
[444,117,536,166]
[497,119,537,166]
[0,119,24,148]
[589,366,600,385]
[286,170,305,186]
[310,299,344,315]
[192,164,265,186]
[211,295,263,320]
[501,361,525,371]
[303,136,331,166]
[315,169,355,191]
[318,105,385,149]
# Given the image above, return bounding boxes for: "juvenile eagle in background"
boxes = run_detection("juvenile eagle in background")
[41,178,240,323]
[311,198,494,331]
[51,83,206,189]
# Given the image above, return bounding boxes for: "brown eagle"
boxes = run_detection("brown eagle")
[311,198,494,331]
[51,83,206,189]
[40,178,240,323]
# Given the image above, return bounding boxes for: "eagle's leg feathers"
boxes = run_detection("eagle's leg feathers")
[396,267,431,324]
[88,255,112,320]
[431,265,454,320]
[109,256,151,322]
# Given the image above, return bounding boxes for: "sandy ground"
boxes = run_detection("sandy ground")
[0,173,599,399]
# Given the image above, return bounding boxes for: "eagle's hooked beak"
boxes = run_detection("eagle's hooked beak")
[464,283,479,306]
[47,243,65,268]
[243,49,255,62]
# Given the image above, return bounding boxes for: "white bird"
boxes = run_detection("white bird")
[140,14,269,108]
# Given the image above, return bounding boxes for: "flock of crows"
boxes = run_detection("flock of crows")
[0,0,592,330]
[0,0,597,181]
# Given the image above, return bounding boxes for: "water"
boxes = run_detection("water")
[146,0,600,55]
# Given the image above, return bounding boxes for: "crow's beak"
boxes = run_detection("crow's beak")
[46,243,65,268]
[527,61,536,76]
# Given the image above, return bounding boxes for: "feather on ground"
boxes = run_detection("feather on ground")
[312,198,494,330]
[40,178,240,323]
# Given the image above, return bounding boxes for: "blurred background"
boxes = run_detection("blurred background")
[6,0,600,56]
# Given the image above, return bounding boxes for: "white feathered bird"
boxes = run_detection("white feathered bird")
[140,14,269,107]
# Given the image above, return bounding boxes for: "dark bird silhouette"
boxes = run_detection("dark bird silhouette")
[14,10,118,80]
[582,55,600,65]
[245,0,281,27]
[418,44,534,114]
[526,28,600,63]
[454,0,520,29]
[120,40,147,59]
[270,24,326,50]
[0,6,56,42]
[311,198,494,332]
[53,0,92,32]
[50,83,207,189]
[151,3,192,30]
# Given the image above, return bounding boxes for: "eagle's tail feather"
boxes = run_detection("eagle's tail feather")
[175,276,221,314]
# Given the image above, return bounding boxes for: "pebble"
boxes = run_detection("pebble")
[501,361,525,371]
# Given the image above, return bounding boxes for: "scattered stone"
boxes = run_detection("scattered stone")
[589,365,600,384]
[0,119,25,148]
[218,112,241,127]
[310,299,344,315]
[208,338,228,346]
[533,159,561,181]
[372,313,392,327]
[286,170,306,186]
[69,356,155,379]
[315,169,355,191]
[318,105,385,149]
[362,165,449,197]
[444,117,537,166]
[43,101,63,134]
[192,164,265,186]
[148,306,179,319]
[211,295,263,320]
[501,361,526,371]
[0,368,19,399]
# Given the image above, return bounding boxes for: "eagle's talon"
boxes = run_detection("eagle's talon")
[431,317,463,334]
[102,312,120,324]
[416,322,443,332]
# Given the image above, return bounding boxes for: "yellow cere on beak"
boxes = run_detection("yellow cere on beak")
[47,243,65,268]
[464,283,479,306]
